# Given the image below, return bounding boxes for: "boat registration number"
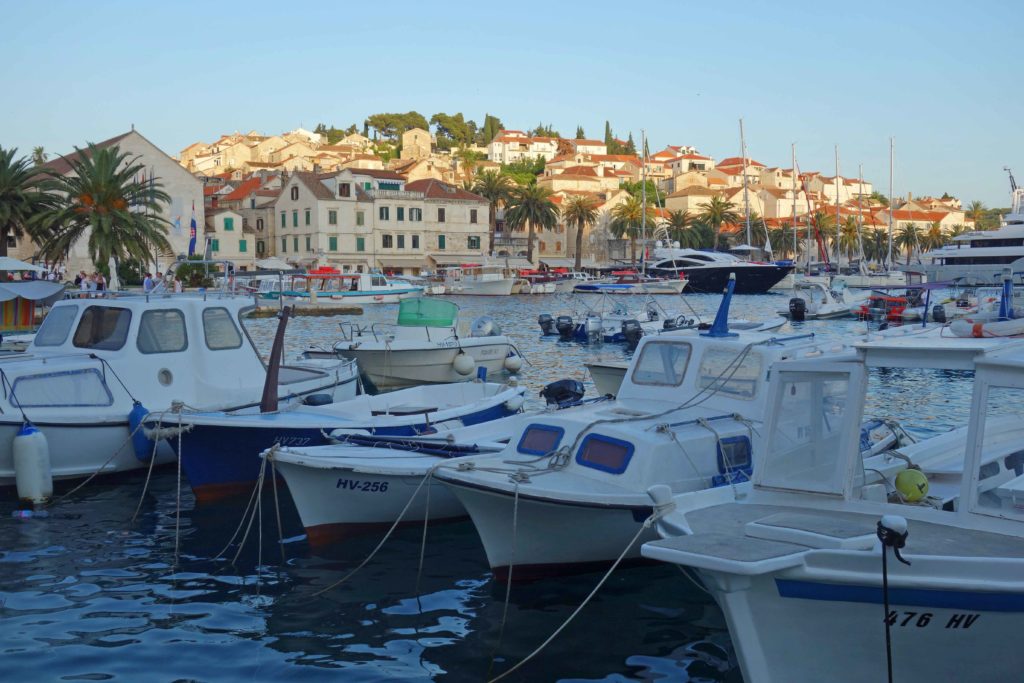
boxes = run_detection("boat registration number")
[336,478,389,492]
[885,611,980,629]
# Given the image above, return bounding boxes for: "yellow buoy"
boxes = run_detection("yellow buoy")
[895,469,929,502]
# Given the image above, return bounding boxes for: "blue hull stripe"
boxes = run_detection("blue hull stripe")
[776,579,1024,612]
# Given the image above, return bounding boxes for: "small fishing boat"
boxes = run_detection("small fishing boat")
[261,268,423,305]
[303,298,522,391]
[780,281,864,320]
[574,270,688,295]
[171,380,526,503]
[440,263,515,296]
[641,332,1024,683]
[552,271,600,293]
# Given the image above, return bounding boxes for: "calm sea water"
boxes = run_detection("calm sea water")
[0,293,976,682]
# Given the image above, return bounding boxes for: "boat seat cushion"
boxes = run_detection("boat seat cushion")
[371,404,438,416]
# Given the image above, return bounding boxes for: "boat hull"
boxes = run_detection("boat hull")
[440,479,656,580]
[651,265,792,294]
[332,342,511,390]
[447,279,515,296]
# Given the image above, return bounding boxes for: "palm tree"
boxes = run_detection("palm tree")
[839,217,860,262]
[865,228,888,266]
[967,200,986,230]
[0,146,56,258]
[561,194,600,270]
[663,209,698,247]
[947,223,969,239]
[697,196,740,250]
[923,221,945,251]
[455,146,482,184]
[895,221,921,265]
[37,144,172,271]
[31,147,47,167]
[610,194,656,263]
[472,170,514,255]
[504,183,559,263]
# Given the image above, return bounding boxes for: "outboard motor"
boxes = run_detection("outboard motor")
[931,304,947,323]
[540,379,586,408]
[646,306,659,322]
[538,313,556,336]
[789,297,807,321]
[621,319,643,349]
[470,316,501,337]
[555,315,575,341]
[584,315,603,343]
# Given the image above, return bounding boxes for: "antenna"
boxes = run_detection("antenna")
[1005,166,1017,192]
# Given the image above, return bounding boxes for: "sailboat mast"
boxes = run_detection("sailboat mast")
[857,163,866,272]
[791,143,797,260]
[740,118,752,246]
[834,145,841,269]
[888,137,894,268]
[641,128,647,275]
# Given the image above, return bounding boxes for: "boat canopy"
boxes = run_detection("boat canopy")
[397,297,458,327]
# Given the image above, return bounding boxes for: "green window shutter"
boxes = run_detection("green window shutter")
[257,240,265,253]
[211,239,220,252]
[438,235,446,250]
[356,237,365,252]
[356,211,364,226]
[397,207,404,221]
[328,210,337,225]
[293,237,299,252]
[305,210,311,226]
[364,181,372,190]
[224,217,234,231]
[292,210,298,227]
[329,236,338,251]
[239,239,247,253]
[281,238,287,253]
[280,212,286,228]
[305,236,311,251]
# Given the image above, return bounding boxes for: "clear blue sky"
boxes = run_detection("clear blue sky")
[3,0,1019,206]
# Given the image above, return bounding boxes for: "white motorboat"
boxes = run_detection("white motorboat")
[262,270,423,305]
[303,298,522,391]
[552,272,600,293]
[171,380,526,503]
[780,281,865,320]
[0,294,355,489]
[641,335,1024,683]
[441,264,515,296]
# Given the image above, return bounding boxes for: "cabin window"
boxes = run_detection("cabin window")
[631,341,691,386]
[517,424,564,455]
[72,306,132,351]
[202,307,242,350]
[33,305,78,347]
[758,371,852,495]
[576,434,634,474]
[971,386,1024,522]
[11,368,113,408]
[137,309,188,354]
[371,275,387,287]
[696,348,763,399]
[714,435,752,486]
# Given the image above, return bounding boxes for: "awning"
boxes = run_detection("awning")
[256,257,291,269]
[0,281,65,304]
[0,257,46,273]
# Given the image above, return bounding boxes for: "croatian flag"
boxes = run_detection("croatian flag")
[188,201,197,256]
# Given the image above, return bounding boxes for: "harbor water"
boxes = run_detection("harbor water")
[0,293,978,682]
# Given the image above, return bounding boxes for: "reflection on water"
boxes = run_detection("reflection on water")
[0,294,976,681]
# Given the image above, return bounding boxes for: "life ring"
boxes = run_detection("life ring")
[950,318,1024,338]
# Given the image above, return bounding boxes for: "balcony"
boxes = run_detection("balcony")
[494,234,531,248]
[366,189,424,200]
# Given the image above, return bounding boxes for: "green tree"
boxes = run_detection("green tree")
[923,220,945,251]
[561,194,600,270]
[364,111,429,139]
[500,156,546,186]
[472,170,514,255]
[36,144,172,270]
[838,216,860,261]
[869,191,889,207]
[430,112,474,150]
[967,200,986,228]
[604,121,613,146]
[530,122,559,138]
[624,133,637,155]
[479,114,504,145]
[664,209,698,247]
[0,146,55,258]
[610,194,656,263]
[455,146,483,183]
[895,221,921,264]
[31,146,47,166]
[575,125,585,139]
[620,179,663,207]
[504,183,559,263]
[697,195,741,250]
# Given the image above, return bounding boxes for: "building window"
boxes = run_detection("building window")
[5,236,14,248]
[257,240,265,254]
[250,198,256,209]
[438,208,446,222]
[239,239,247,253]
[293,237,299,252]
[211,238,220,252]
[356,237,365,252]
[290,186,299,200]
[305,236,312,252]
[329,236,338,251]
[412,235,420,249]
[356,211,365,226]
[470,209,478,224]
[438,235,446,250]
[305,209,311,226]
[468,236,480,249]
[379,206,389,221]
[292,210,298,227]
[397,207,405,221]
[382,234,394,248]
[410,208,422,221]
[364,181,372,190]
[281,238,287,253]
[328,210,337,225]
[256,218,264,231]
[339,183,351,198]
[397,234,405,249]
[280,211,286,229]
[556,241,562,251]
[224,217,234,231]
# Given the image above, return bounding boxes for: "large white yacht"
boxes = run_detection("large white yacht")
[921,172,1024,284]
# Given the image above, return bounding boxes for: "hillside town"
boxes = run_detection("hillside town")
[3,119,986,277]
